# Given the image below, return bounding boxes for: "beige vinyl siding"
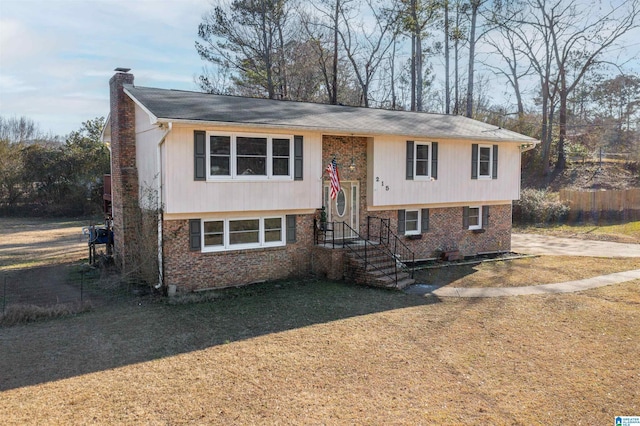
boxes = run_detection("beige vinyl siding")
[134,104,165,209]
[162,125,322,215]
[368,136,521,208]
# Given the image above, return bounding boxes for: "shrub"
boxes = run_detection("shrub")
[513,189,570,224]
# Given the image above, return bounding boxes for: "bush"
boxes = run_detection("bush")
[513,189,570,224]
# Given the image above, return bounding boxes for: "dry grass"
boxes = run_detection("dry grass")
[0,217,90,271]
[515,220,640,244]
[1,217,639,424]
[0,279,638,424]
[416,255,640,288]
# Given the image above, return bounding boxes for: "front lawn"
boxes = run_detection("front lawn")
[1,277,638,424]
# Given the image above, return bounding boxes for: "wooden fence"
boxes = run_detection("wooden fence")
[560,188,640,218]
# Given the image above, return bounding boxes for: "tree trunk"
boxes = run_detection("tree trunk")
[331,0,339,104]
[444,1,450,114]
[466,1,479,118]
[410,0,417,111]
[555,80,567,173]
[416,32,423,111]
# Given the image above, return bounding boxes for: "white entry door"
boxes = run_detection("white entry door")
[324,181,359,239]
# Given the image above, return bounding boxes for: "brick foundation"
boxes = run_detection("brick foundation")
[163,214,315,291]
[368,204,512,259]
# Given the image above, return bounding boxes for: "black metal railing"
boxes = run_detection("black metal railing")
[314,218,416,285]
[366,216,415,278]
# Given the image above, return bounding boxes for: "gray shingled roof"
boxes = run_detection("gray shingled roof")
[124,85,539,144]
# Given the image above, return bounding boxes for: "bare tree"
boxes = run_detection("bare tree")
[483,25,533,129]
[337,0,399,107]
[544,0,640,172]
[196,0,294,99]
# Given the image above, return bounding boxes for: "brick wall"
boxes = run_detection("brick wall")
[162,214,315,291]
[109,71,140,274]
[322,135,370,234]
[370,204,512,259]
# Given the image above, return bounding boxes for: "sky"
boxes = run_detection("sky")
[0,0,212,136]
[1,0,639,138]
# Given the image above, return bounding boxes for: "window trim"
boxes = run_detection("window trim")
[467,206,482,230]
[413,142,432,180]
[404,209,421,235]
[205,131,294,181]
[477,144,493,180]
[201,216,286,252]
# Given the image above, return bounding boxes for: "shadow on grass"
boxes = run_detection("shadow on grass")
[0,277,438,391]
[413,264,479,287]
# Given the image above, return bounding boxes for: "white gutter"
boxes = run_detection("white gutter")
[520,142,539,153]
[155,122,171,290]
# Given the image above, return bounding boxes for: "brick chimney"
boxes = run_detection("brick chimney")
[109,69,139,274]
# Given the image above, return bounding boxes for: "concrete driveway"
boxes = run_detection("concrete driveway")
[511,233,640,257]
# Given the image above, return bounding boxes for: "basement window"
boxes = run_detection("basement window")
[202,216,285,252]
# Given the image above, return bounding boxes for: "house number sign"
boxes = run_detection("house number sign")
[375,177,390,191]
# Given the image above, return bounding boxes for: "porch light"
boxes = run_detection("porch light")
[349,157,356,171]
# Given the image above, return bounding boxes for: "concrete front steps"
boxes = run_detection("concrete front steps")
[345,241,415,289]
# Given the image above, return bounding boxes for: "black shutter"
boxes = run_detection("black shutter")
[492,145,498,179]
[463,207,470,229]
[482,205,490,229]
[398,210,406,234]
[471,144,478,180]
[406,141,414,180]
[431,142,438,180]
[189,219,201,251]
[294,135,303,181]
[421,208,430,233]
[286,215,296,243]
[194,131,206,181]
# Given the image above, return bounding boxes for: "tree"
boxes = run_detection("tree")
[196,0,294,99]
[337,0,399,107]
[536,0,640,173]
[483,21,533,130]
[400,0,440,111]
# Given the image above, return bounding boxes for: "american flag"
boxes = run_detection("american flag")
[326,158,341,199]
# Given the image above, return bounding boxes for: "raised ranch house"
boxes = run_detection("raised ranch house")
[103,70,538,291]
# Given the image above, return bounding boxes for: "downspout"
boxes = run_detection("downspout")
[155,122,171,290]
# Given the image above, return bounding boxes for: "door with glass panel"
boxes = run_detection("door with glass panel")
[323,181,359,239]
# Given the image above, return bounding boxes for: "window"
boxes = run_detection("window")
[203,220,224,247]
[406,141,438,180]
[472,144,498,180]
[405,210,420,235]
[467,207,481,230]
[202,216,285,251]
[236,137,266,176]
[479,145,492,178]
[415,143,430,178]
[206,132,293,180]
[398,208,429,235]
[209,136,231,176]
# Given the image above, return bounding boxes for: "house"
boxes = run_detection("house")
[103,69,538,291]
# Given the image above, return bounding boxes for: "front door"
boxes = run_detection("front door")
[324,181,359,239]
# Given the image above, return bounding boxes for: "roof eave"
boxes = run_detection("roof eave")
[154,117,540,144]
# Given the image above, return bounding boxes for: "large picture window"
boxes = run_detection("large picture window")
[202,216,285,251]
[206,132,293,180]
